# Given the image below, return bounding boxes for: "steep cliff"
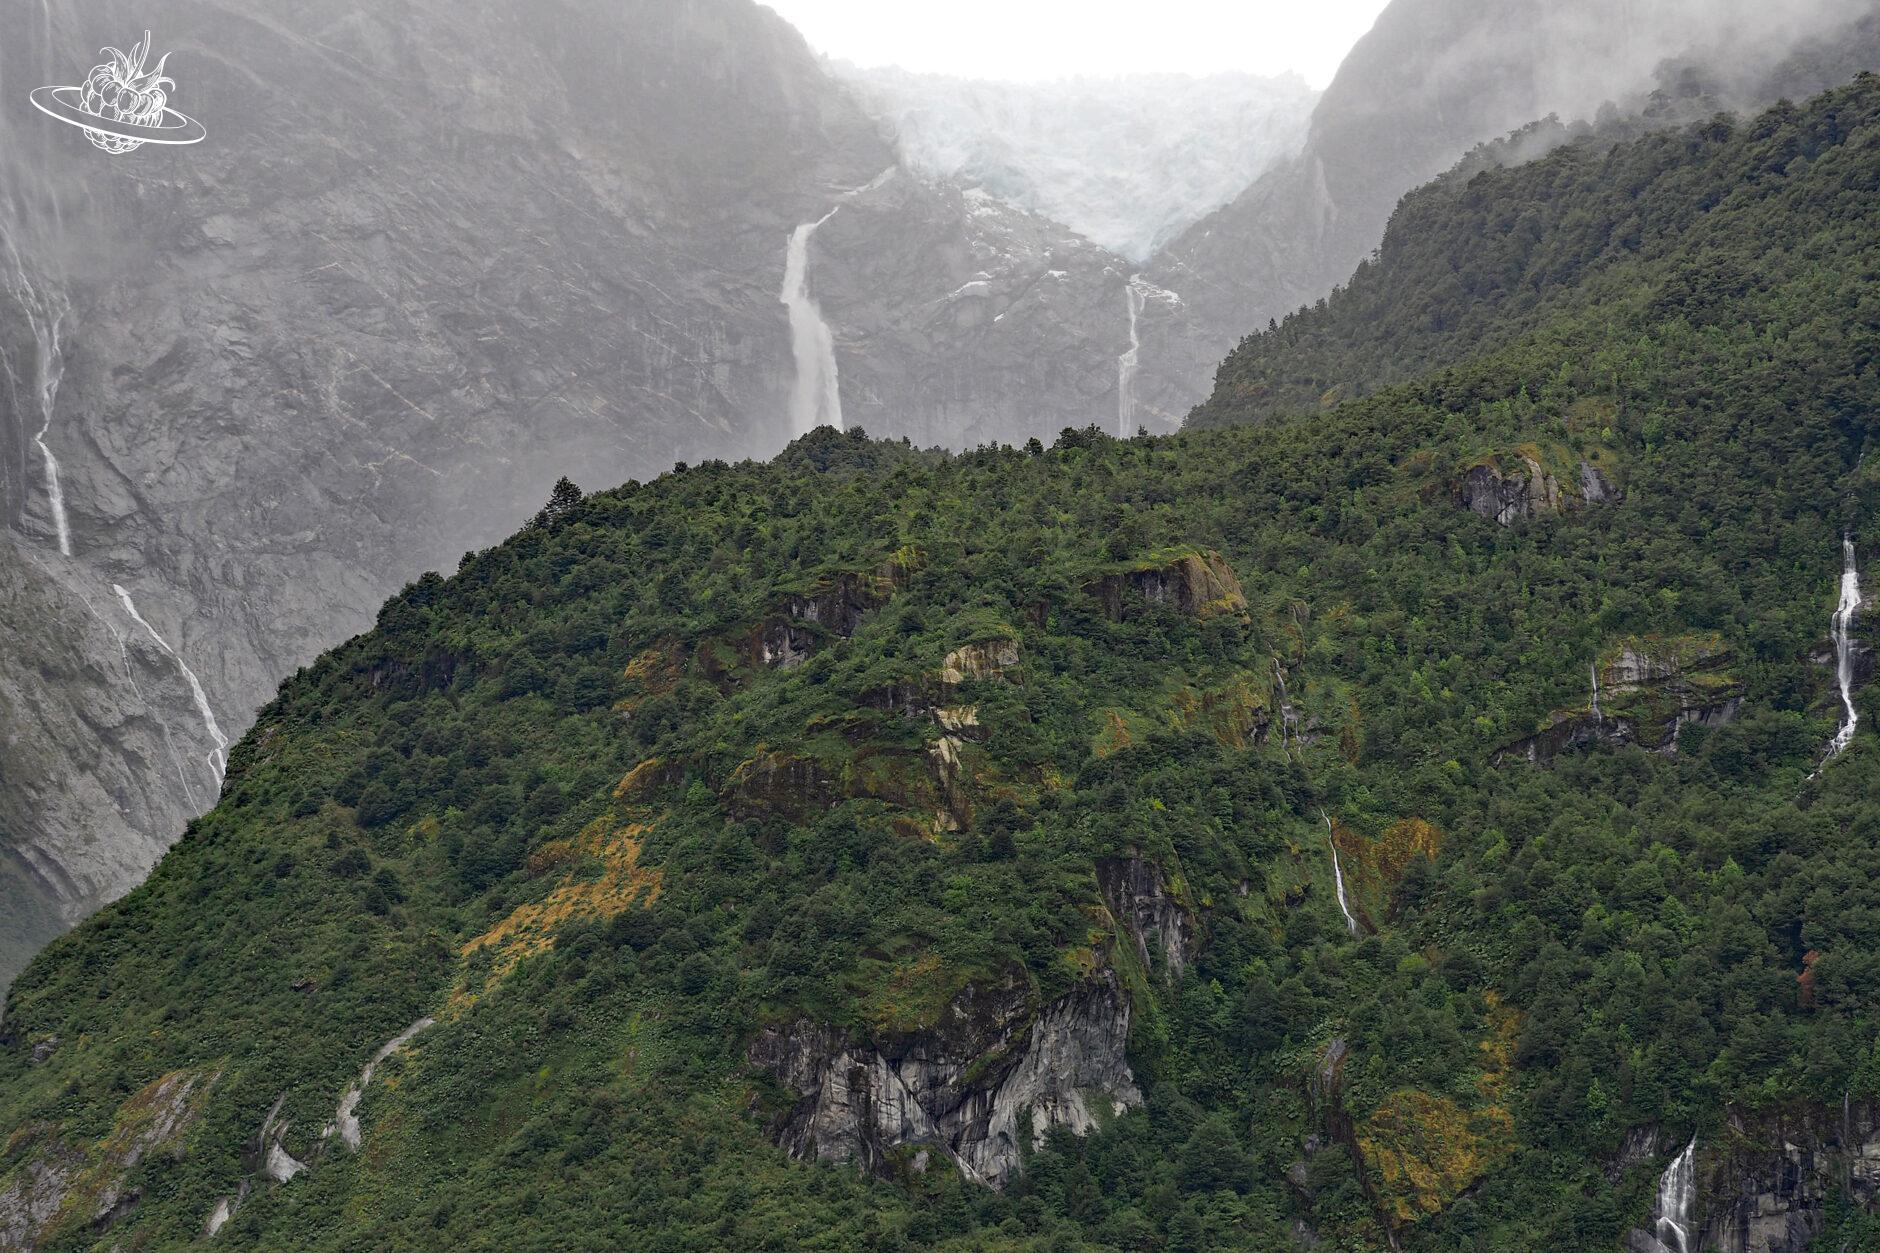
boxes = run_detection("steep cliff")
[0,0,1184,985]
[1626,1105,1880,1253]
[750,970,1140,1187]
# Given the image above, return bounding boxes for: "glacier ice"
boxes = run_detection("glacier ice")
[831,67,1318,263]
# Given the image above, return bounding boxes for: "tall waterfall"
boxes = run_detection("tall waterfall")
[1654,1137,1698,1253]
[1115,276,1181,438]
[1590,663,1604,723]
[114,585,230,786]
[1117,281,1145,437]
[780,170,895,439]
[0,239,73,554]
[1820,537,1862,767]
[781,207,845,437]
[1321,811,1360,936]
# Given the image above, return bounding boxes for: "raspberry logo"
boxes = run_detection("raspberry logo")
[31,29,206,155]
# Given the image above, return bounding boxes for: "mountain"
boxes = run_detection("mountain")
[0,0,1174,986]
[829,67,1319,262]
[1145,0,1880,383]
[3,76,1877,1250]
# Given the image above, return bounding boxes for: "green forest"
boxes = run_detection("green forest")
[2,78,1878,1252]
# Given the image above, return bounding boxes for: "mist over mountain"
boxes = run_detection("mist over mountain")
[1,63,1877,1247]
[829,66,1319,261]
[0,0,1875,1006]
[1148,0,1880,360]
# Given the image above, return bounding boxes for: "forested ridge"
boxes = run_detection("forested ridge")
[1,78,1878,1253]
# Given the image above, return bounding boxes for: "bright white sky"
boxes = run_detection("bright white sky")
[762,0,1392,88]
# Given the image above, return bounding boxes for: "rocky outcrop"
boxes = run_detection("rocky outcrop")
[1457,454,1618,527]
[1622,1104,1880,1253]
[1699,1104,1880,1253]
[0,1149,78,1251]
[1580,460,1622,505]
[723,751,834,823]
[940,640,1021,686]
[1498,635,1743,765]
[753,573,898,669]
[1088,552,1248,621]
[753,619,820,670]
[783,574,891,641]
[1460,455,1567,526]
[749,970,1141,1188]
[1607,1124,1674,1185]
[1097,857,1196,982]
[0,1067,218,1246]
[324,1018,436,1153]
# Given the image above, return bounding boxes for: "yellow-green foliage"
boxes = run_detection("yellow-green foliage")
[461,814,662,993]
[1331,818,1443,926]
[1359,1088,1515,1224]
[1359,992,1520,1225]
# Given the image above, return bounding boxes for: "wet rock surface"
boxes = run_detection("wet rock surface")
[749,970,1141,1188]
[1622,1104,1880,1253]
[1097,856,1196,982]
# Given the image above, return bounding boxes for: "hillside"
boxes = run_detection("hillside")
[1190,72,1880,428]
[2,79,1879,1252]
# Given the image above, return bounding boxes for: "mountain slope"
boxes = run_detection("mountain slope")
[1191,72,1880,427]
[1144,0,1880,396]
[3,78,1879,1250]
[0,0,1166,986]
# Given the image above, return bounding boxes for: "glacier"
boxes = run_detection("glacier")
[831,66,1318,263]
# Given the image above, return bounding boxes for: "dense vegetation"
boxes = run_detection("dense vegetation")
[1192,73,1880,429]
[1,79,1877,1252]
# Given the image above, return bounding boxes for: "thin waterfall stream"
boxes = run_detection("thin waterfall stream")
[1817,536,1862,770]
[114,584,230,787]
[780,170,894,438]
[1654,1136,1698,1253]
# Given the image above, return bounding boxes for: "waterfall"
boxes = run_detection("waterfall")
[59,567,202,810]
[1818,537,1862,768]
[1115,276,1181,437]
[1654,1136,1698,1253]
[1590,663,1603,723]
[1321,810,1360,936]
[1272,657,1298,747]
[781,207,844,437]
[780,170,895,439]
[1117,280,1145,437]
[114,585,229,785]
[0,238,72,554]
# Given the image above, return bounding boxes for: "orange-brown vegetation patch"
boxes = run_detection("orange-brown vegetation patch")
[1358,991,1520,1226]
[1093,708,1137,759]
[1332,818,1444,923]
[614,638,683,713]
[1166,672,1269,749]
[464,815,662,984]
[1358,1089,1515,1225]
[614,756,682,804]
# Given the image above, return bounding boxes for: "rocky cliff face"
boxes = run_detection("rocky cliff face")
[749,970,1141,1188]
[1499,635,1744,765]
[0,0,1187,986]
[1457,454,1619,526]
[1097,857,1196,983]
[0,545,212,984]
[1625,1104,1880,1253]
